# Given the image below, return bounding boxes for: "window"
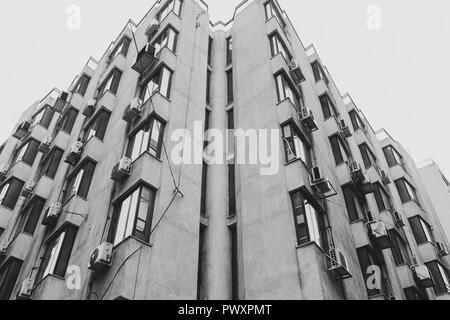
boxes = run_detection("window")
[0,178,25,210]
[329,135,348,166]
[269,33,290,60]
[228,164,236,217]
[409,216,434,245]
[154,27,178,55]
[206,69,212,105]
[359,143,377,169]
[0,259,23,300]
[226,69,233,105]
[319,94,337,120]
[98,68,122,97]
[388,230,411,266]
[39,148,64,179]
[82,109,111,142]
[275,72,298,107]
[349,110,364,131]
[57,107,78,135]
[207,37,213,67]
[200,110,210,217]
[426,261,450,295]
[12,139,40,166]
[139,66,173,101]
[110,37,131,62]
[282,123,309,164]
[157,0,183,22]
[38,226,77,280]
[404,286,428,300]
[311,61,328,84]
[264,1,286,27]
[383,146,404,169]
[395,178,419,204]
[357,246,381,297]
[14,197,46,237]
[73,74,91,97]
[290,190,327,249]
[31,105,55,129]
[0,228,4,239]
[126,118,164,161]
[373,183,390,212]
[226,37,232,66]
[63,160,96,204]
[342,184,365,222]
[108,185,156,246]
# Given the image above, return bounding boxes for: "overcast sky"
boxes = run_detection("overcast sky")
[0,0,449,175]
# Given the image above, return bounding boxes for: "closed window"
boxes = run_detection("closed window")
[63,160,96,203]
[329,135,348,166]
[395,178,419,204]
[206,69,212,105]
[282,123,309,164]
[388,229,411,266]
[140,66,173,102]
[426,261,450,295]
[207,37,213,67]
[349,110,364,131]
[269,33,290,60]
[226,69,233,105]
[57,107,78,135]
[38,226,77,280]
[342,184,365,222]
[31,105,55,129]
[98,68,122,97]
[264,1,286,27]
[359,143,377,169]
[154,27,178,55]
[82,109,111,142]
[15,197,46,237]
[157,0,183,21]
[0,259,23,300]
[320,94,336,120]
[13,139,40,166]
[0,178,25,210]
[373,183,390,212]
[110,37,131,62]
[226,37,232,66]
[311,61,328,83]
[108,185,156,246]
[40,148,64,179]
[228,164,236,217]
[275,72,298,107]
[126,118,164,161]
[409,216,434,245]
[73,74,91,97]
[290,190,327,249]
[383,145,404,169]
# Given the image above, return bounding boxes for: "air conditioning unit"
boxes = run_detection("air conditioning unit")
[381,170,391,185]
[132,43,157,74]
[392,211,405,228]
[53,91,69,113]
[16,278,34,300]
[42,202,62,226]
[368,221,392,250]
[111,157,132,182]
[311,166,333,194]
[289,60,306,84]
[145,19,160,39]
[0,240,9,255]
[65,141,83,165]
[436,242,449,257]
[21,180,37,197]
[89,242,114,271]
[299,108,318,132]
[39,136,53,154]
[349,161,365,183]
[327,248,352,279]
[12,120,32,140]
[412,265,435,288]
[123,98,144,123]
[0,164,9,181]
[82,99,97,118]
[339,120,352,138]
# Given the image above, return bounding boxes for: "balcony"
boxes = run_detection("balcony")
[130,92,171,133]
[276,99,310,143]
[389,164,410,181]
[82,136,104,163]
[350,220,371,249]
[70,92,85,111]
[6,231,33,261]
[396,264,416,289]
[0,206,12,229]
[417,242,438,263]
[12,121,31,140]
[284,160,311,193]
[266,16,290,49]
[270,53,290,78]
[91,237,152,300]
[96,90,117,114]
[402,201,426,219]
[116,152,162,197]
[155,11,181,39]
[132,44,158,75]
[27,124,49,144]
[34,175,54,199]
[53,130,71,150]
[7,161,32,183]
[58,195,89,229]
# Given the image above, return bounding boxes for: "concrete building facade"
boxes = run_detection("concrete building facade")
[0,0,449,300]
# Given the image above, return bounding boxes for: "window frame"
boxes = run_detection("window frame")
[0,178,25,210]
[349,109,364,131]
[409,215,434,245]
[359,143,377,170]
[109,36,131,63]
[395,178,419,204]
[319,93,337,120]
[63,159,97,204]
[281,122,310,165]
[73,74,91,97]
[82,108,112,143]
[139,65,174,102]
[426,261,450,295]
[157,0,183,22]
[98,68,123,98]
[126,117,165,162]
[152,25,179,55]
[329,134,349,166]
[269,32,291,61]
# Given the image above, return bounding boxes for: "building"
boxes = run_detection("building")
[0,0,449,300]
[418,160,450,245]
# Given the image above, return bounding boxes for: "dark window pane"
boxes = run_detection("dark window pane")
[357,247,381,297]
[228,164,236,217]
[23,198,46,235]
[373,184,386,212]
[359,144,371,169]
[409,216,428,245]
[53,226,77,277]
[343,185,360,222]
[320,95,332,119]
[329,136,344,165]
[227,70,233,105]
[45,149,64,179]
[395,179,410,203]
[40,107,55,128]
[2,179,25,210]
[78,161,96,198]
[0,259,23,300]
[22,140,40,166]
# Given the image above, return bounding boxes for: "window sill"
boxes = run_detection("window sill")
[113,236,153,251]
[296,241,325,254]
[131,151,163,166]
[35,273,65,289]
[0,204,14,212]
[284,158,310,172]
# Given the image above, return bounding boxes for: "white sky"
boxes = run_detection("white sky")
[0,0,449,175]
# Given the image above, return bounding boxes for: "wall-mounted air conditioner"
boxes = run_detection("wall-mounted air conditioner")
[380,170,391,185]
[412,265,435,288]
[21,180,37,197]
[132,43,157,74]
[436,242,449,257]
[311,166,333,194]
[39,136,53,154]
[65,141,83,165]
[42,202,62,227]
[82,99,97,118]
[123,98,143,123]
[392,211,405,228]
[16,278,34,300]
[299,108,318,132]
[349,161,365,183]
[12,120,32,140]
[111,157,132,182]
[339,120,352,138]
[327,248,352,279]
[368,221,392,250]
[0,240,9,255]
[89,242,114,271]
[289,60,306,84]
[53,91,69,113]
